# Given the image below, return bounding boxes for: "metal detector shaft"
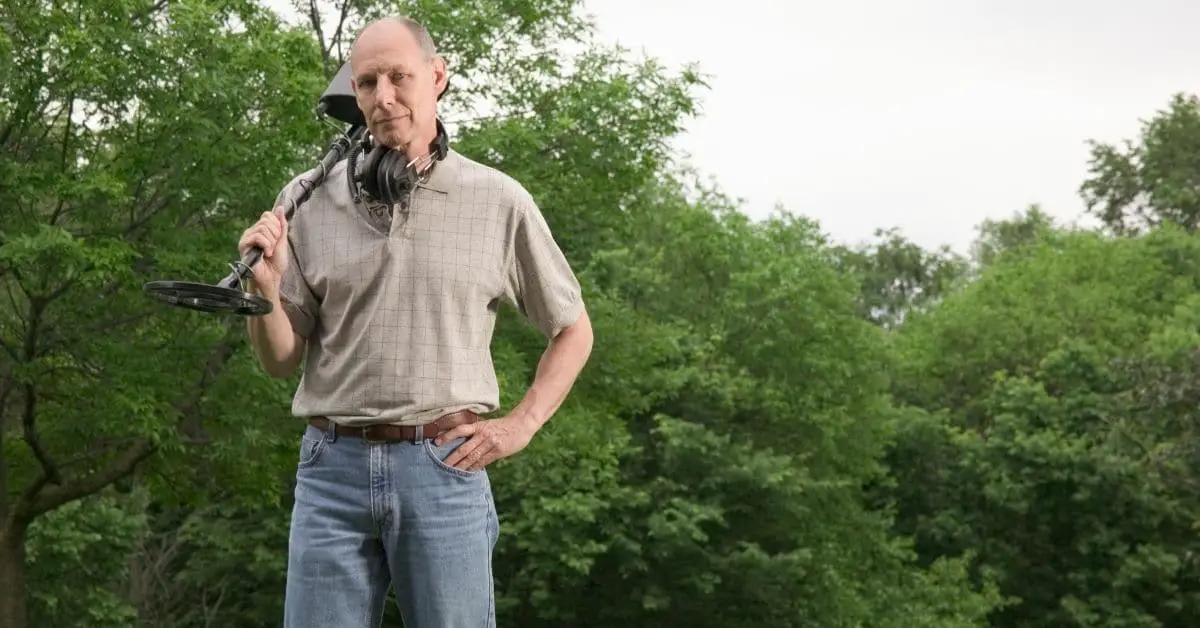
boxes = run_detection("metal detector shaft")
[216,124,366,290]
[143,123,366,316]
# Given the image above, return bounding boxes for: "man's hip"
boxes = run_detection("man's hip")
[307,409,480,444]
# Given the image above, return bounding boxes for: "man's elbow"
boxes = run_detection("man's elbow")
[261,336,306,378]
[264,361,300,379]
[554,307,593,357]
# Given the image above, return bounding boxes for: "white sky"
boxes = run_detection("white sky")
[583,0,1200,252]
[265,0,1200,253]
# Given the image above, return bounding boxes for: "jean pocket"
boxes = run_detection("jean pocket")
[297,430,328,469]
[423,437,482,478]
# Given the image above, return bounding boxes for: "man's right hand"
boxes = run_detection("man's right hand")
[238,206,289,297]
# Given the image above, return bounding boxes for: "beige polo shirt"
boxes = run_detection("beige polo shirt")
[272,148,583,427]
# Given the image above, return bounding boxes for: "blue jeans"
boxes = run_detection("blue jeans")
[283,421,499,627]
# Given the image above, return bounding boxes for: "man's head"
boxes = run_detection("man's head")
[349,17,447,156]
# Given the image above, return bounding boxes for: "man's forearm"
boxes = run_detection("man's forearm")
[245,283,305,378]
[510,308,594,429]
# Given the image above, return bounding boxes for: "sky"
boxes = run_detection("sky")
[266,0,1200,253]
[580,0,1200,252]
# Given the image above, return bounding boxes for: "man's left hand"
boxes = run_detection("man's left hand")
[438,414,538,472]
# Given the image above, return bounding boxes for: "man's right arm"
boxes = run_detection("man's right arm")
[246,283,307,378]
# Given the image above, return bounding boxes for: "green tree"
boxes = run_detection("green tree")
[506,175,1003,625]
[833,227,969,328]
[969,204,1060,268]
[1080,93,1200,234]
[0,2,331,624]
[886,224,1200,626]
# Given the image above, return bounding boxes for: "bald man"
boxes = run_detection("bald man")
[238,15,593,628]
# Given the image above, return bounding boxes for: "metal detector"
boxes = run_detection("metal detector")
[141,61,365,316]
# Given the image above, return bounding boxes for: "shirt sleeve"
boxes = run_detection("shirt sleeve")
[279,243,318,338]
[502,197,584,339]
[273,183,319,338]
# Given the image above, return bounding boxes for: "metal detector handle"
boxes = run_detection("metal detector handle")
[216,125,366,291]
[215,246,265,290]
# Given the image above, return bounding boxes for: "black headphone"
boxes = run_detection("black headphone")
[348,117,450,206]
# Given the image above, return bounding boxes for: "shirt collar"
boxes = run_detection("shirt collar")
[416,149,460,194]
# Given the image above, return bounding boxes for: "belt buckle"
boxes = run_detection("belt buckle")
[360,425,384,444]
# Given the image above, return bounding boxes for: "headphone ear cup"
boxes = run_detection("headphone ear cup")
[375,150,418,206]
[352,127,448,206]
[355,145,386,201]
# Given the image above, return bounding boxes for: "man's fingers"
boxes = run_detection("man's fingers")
[444,441,483,469]
[455,429,504,471]
[441,428,482,468]
[436,423,477,446]
[245,233,272,257]
[260,216,280,240]
[466,453,493,473]
[457,443,491,472]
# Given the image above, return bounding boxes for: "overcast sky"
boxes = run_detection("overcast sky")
[582,0,1200,252]
[265,0,1199,253]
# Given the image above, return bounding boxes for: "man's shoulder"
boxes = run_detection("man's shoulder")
[444,150,535,209]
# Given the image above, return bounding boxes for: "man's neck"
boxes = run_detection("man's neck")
[403,127,438,163]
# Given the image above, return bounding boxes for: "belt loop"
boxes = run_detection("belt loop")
[324,418,338,442]
[412,423,424,445]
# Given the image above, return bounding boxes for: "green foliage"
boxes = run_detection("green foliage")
[24,494,148,627]
[1081,93,1200,234]
[884,223,1200,625]
[834,226,970,328]
[891,225,1200,418]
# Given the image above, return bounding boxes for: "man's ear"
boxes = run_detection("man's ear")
[433,56,449,100]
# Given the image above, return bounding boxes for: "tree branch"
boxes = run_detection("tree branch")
[326,0,352,68]
[0,368,13,426]
[178,320,243,443]
[142,0,169,20]
[307,0,329,70]
[18,294,61,505]
[20,383,59,487]
[9,315,247,525]
[48,94,76,226]
[0,369,12,522]
[22,438,157,520]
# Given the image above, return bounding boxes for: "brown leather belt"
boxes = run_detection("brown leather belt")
[309,410,480,443]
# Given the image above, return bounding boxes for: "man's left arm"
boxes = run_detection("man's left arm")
[440,195,593,471]
[507,307,594,430]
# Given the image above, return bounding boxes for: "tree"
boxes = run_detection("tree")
[885,223,1200,626]
[0,1,333,624]
[968,205,1060,268]
[832,227,969,328]
[1080,93,1200,234]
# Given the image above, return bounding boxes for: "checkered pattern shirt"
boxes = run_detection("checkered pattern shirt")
[274,148,583,427]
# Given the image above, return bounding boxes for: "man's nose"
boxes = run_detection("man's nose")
[373,81,397,108]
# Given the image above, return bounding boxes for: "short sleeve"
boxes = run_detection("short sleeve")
[502,198,584,339]
[272,183,319,338]
[279,242,318,338]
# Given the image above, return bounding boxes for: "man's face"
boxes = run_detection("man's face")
[349,22,446,153]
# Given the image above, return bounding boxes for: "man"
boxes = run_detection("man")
[237,15,593,628]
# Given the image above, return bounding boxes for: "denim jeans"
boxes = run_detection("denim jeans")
[283,421,499,627]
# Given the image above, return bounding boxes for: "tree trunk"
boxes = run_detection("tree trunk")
[0,523,28,628]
